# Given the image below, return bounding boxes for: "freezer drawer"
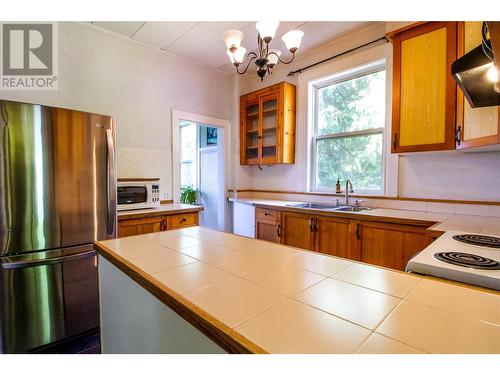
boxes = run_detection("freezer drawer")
[0,245,99,353]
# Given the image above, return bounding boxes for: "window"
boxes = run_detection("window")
[180,122,197,188]
[311,61,386,194]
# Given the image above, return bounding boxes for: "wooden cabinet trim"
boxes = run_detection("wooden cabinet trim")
[391,21,457,153]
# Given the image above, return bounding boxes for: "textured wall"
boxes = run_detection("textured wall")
[0,22,232,200]
[234,22,500,201]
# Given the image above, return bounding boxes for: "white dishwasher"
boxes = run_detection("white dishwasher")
[232,201,255,238]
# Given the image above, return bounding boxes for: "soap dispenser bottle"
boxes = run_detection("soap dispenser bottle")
[335,178,341,193]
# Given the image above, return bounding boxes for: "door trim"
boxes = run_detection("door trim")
[171,110,231,232]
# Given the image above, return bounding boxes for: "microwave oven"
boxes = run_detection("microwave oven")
[117,179,160,211]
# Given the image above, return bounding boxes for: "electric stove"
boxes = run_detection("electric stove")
[406,231,500,290]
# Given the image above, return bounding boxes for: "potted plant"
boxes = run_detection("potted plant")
[180,185,199,205]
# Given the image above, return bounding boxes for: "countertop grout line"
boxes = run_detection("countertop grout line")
[172,232,500,328]
[371,296,406,334]
[135,231,439,320]
[288,295,379,332]
[231,297,293,330]
[353,331,376,354]
[399,276,424,299]
[327,272,422,300]
[402,296,500,328]
[150,263,236,297]
[372,331,431,354]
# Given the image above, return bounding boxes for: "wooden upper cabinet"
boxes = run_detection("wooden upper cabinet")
[390,22,457,153]
[456,22,500,150]
[240,82,296,165]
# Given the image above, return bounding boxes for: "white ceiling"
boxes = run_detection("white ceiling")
[90,21,367,73]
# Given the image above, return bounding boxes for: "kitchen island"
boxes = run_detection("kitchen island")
[94,227,500,354]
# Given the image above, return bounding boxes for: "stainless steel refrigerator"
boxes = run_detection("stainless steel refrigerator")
[0,100,117,353]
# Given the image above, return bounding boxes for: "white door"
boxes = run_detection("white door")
[198,148,218,230]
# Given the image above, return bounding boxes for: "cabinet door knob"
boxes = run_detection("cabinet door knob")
[276,224,281,237]
[356,223,360,240]
[455,126,461,146]
[392,133,398,151]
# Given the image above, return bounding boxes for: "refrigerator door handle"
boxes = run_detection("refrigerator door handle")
[106,127,117,238]
[1,250,95,269]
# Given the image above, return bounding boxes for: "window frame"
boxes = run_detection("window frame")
[310,60,387,195]
[179,122,198,189]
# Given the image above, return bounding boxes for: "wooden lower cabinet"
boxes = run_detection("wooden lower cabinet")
[351,220,435,271]
[118,212,199,238]
[255,208,282,243]
[256,222,281,243]
[118,216,165,237]
[315,216,352,258]
[260,209,437,272]
[280,211,315,251]
[168,213,199,229]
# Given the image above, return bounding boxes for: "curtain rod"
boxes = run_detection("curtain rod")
[287,36,389,77]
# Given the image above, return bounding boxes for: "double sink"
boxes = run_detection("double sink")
[286,202,371,212]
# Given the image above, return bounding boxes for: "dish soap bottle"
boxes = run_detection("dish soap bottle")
[335,178,341,193]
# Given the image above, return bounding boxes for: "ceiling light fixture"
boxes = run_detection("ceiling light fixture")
[223,22,304,81]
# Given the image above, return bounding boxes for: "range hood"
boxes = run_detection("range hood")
[451,22,500,108]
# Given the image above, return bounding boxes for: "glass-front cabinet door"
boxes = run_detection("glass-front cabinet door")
[259,93,278,164]
[244,100,259,164]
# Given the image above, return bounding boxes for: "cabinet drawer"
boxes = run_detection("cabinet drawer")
[118,216,164,237]
[256,208,280,224]
[168,213,198,229]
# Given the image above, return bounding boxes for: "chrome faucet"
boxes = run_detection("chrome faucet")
[345,179,353,205]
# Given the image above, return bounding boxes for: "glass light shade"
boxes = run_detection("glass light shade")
[226,50,235,64]
[233,47,246,64]
[487,65,499,82]
[282,30,304,52]
[267,49,281,66]
[256,21,279,41]
[222,29,243,51]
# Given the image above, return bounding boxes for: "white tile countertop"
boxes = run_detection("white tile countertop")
[94,227,500,354]
[229,198,500,236]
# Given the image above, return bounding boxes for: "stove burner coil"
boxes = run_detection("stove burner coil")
[452,234,500,248]
[434,252,500,270]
